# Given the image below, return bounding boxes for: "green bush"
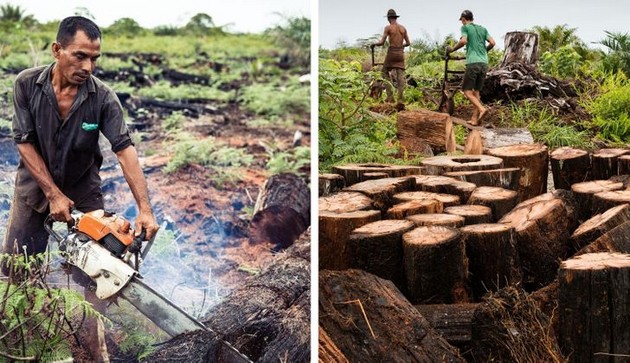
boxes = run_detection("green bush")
[540,46,583,78]
[239,78,309,117]
[585,77,630,144]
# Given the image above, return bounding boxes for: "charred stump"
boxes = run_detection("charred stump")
[444,167,521,190]
[591,148,630,180]
[406,213,465,228]
[444,205,493,225]
[550,147,591,190]
[403,226,469,304]
[467,186,518,221]
[318,173,345,196]
[319,269,465,362]
[571,179,624,221]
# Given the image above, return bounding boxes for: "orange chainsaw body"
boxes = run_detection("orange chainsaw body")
[76,210,135,247]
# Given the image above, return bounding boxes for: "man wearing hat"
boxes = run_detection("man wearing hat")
[371,9,411,104]
[447,10,495,125]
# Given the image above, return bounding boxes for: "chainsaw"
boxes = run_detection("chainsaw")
[45,209,251,363]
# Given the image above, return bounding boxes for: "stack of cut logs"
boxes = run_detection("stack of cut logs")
[319,146,630,362]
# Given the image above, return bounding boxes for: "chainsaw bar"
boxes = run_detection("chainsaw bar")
[120,277,252,363]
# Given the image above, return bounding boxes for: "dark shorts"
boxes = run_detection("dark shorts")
[462,62,488,91]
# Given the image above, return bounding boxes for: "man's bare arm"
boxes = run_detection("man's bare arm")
[372,26,390,47]
[115,145,159,239]
[448,37,468,53]
[16,143,74,222]
[403,28,411,47]
[486,36,496,51]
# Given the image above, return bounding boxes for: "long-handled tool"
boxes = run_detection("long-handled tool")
[439,49,466,115]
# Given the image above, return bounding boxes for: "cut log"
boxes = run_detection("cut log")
[592,190,630,214]
[347,220,415,292]
[397,109,456,154]
[591,148,630,180]
[332,163,422,186]
[403,226,468,304]
[499,191,579,290]
[464,130,483,155]
[487,143,549,202]
[460,224,521,300]
[444,205,493,225]
[413,175,477,203]
[319,173,345,196]
[559,253,630,361]
[479,128,535,149]
[445,167,521,190]
[422,155,504,175]
[406,213,465,228]
[250,173,310,249]
[467,186,518,221]
[571,179,624,221]
[319,210,381,270]
[319,269,465,362]
[619,155,630,176]
[386,199,443,219]
[577,221,630,256]
[319,327,349,363]
[499,32,539,67]
[550,147,591,190]
[148,229,311,362]
[570,204,630,253]
[344,177,416,212]
[393,191,461,208]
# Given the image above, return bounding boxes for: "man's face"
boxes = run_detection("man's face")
[52,30,101,85]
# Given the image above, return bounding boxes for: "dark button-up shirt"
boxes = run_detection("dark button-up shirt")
[12,63,132,213]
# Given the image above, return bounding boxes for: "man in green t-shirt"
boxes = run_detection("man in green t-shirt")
[447,10,495,125]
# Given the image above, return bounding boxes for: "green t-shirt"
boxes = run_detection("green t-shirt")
[461,23,490,64]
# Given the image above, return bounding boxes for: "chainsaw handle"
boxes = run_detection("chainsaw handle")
[44,215,64,243]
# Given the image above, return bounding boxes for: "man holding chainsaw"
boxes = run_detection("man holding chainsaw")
[447,10,495,125]
[371,8,411,104]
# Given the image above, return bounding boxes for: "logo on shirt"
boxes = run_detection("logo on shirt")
[81,122,99,131]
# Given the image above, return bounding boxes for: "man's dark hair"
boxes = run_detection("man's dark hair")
[56,16,101,47]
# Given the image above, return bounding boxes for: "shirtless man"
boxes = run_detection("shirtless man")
[371,9,411,104]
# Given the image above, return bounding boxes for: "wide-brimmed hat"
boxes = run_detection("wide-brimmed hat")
[459,10,473,20]
[386,9,400,18]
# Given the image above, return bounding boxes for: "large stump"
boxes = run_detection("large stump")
[550,147,591,190]
[559,253,630,362]
[394,191,460,208]
[347,219,415,292]
[445,167,520,190]
[570,204,630,253]
[460,224,521,300]
[421,155,503,175]
[499,31,539,67]
[250,173,310,249]
[319,173,345,196]
[413,175,477,203]
[344,177,416,212]
[591,148,630,180]
[397,109,456,154]
[332,163,422,186]
[319,269,465,362]
[386,199,443,219]
[406,213,465,228]
[403,226,468,304]
[487,144,549,202]
[571,179,624,221]
[467,186,518,221]
[592,190,630,214]
[499,191,579,290]
[444,205,493,225]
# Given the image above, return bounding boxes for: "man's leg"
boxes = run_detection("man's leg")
[462,63,487,125]
[382,67,394,103]
[394,68,405,103]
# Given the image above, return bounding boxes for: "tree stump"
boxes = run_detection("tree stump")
[319,192,373,214]
[406,213,465,228]
[444,205,493,225]
[467,186,518,221]
[577,221,630,256]
[619,155,630,176]
[414,175,477,203]
[499,191,579,290]
[421,155,504,175]
[550,147,591,190]
[592,190,630,214]
[332,163,422,186]
[559,253,630,362]
[319,328,349,363]
[319,173,346,196]
[445,167,521,190]
[397,109,456,154]
[347,220,415,292]
[250,173,310,249]
[394,191,460,208]
[487,144,549,202]
[570,204,630,253]
[591,148,630,180]
[571,179,624,221]
[344,176,416,212]
[319,269,465,362]
[386,199,443,219]
[499,31,539,67]
[319,210,381,270]
[460,224,521,300]
[403,226,468,304]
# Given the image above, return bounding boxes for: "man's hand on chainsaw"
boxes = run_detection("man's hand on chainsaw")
[134,210,159,240]
[49,192,74,223]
